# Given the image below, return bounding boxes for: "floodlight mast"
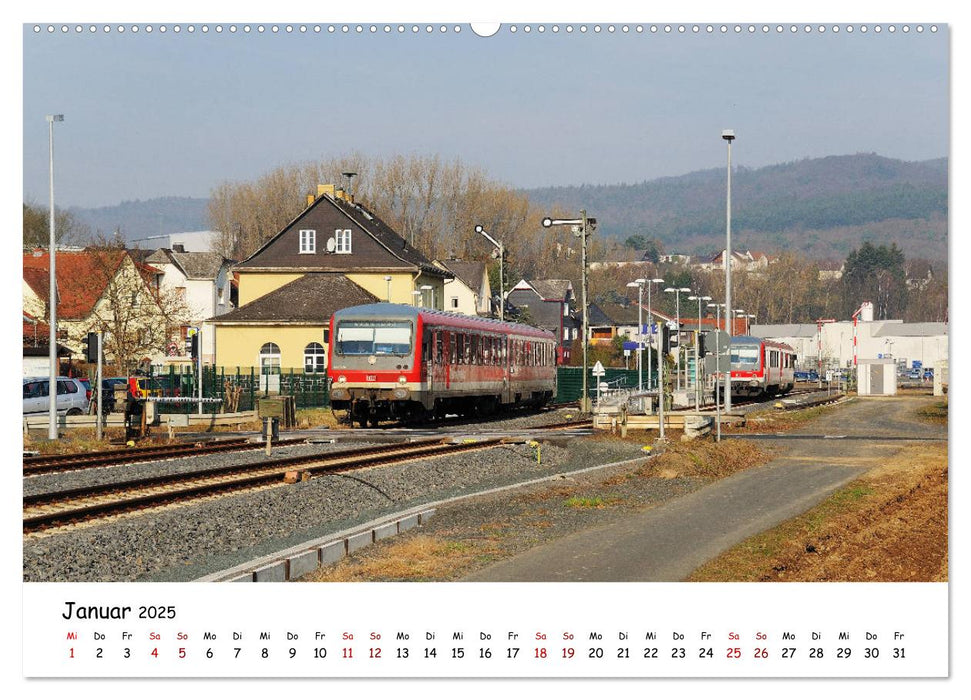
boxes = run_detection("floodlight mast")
[475,224,505,321]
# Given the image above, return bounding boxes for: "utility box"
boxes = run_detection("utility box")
[857,358,897,396]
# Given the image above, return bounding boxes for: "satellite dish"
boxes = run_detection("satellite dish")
[326,238,336,253]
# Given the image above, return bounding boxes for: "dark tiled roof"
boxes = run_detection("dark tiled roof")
[210,273,378,324]
[588,302,641,326]
[529,279,573,301]
[146,249,230,280]
[439,260,487,291]
[237,194,448,279]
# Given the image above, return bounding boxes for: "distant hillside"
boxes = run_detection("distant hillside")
[67,154,947,261]
[525,154,947,260]
[70,196,209,243]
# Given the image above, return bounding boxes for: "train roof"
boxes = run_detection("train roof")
[332,303,556,339]
[731,335,795,351]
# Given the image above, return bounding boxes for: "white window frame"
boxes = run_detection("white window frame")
[299,229,316,254]
[335,228,352,254]
[450,296,459,309]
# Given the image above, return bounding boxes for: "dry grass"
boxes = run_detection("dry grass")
[916,399,948,425]
[301,534,495,582]
[726,401,844,434]
[634,439,773,480]
[689,442,948,582]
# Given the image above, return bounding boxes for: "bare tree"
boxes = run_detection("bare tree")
[81,240,192,373]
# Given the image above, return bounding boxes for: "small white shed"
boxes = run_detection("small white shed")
[857,358,897,396]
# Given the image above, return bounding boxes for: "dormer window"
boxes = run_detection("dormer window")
[299,229,316,254]
[335,228,352,254]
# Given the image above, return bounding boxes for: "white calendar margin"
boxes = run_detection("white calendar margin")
[9,0,964,695]
[23,582,947,678]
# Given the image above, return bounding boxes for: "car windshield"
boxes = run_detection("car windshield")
[336,320,413,356]
[730,344,760,369]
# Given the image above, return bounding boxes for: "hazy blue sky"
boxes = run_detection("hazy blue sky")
[23,23,948,208]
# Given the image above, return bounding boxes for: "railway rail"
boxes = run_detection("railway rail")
[22,437,308,476]
[23,437,504,536]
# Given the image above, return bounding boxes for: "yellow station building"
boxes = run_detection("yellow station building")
[211,186,450,378]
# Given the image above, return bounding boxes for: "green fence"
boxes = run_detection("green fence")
[143,366,330,413]
[555,367,649,404]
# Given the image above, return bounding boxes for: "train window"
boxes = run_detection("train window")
[436,332,443,364]
[335,321,412,355]
[770,350,779,368]
[449,333,457,364]
[456,334,465,364]
[471,335,480,364]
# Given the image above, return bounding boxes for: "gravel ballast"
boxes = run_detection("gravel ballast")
[23,433,645,582]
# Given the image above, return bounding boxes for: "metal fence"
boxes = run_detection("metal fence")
[143,366,331,413]
[555,367,648,404]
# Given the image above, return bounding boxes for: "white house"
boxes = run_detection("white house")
[144,247,235,364]
[435,259,492,316]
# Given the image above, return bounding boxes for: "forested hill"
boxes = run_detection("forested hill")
[525,154,947,260]
[70,196,210,243]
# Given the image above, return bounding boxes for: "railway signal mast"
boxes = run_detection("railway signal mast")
[542,211,597,413]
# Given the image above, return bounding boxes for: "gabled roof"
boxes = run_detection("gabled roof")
[211,273,378,324]
[510,279,573,302]
[438,260,487,291]
[146,248,230,280]
[588,301,642,327]
[237,192,448,278]
[22,249,130,319]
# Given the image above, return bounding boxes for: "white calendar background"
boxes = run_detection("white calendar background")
[23,582,947,678]
[9,0,965,695]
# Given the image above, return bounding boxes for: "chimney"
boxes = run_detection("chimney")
[172,244,186,253]
[861,301,874,322]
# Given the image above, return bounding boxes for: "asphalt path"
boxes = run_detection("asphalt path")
[467,394,945,582]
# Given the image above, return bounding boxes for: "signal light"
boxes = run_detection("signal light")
[82,332,99,363]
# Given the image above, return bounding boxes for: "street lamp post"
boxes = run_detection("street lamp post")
[474,225,505,321]
[384,275,392,302]
[722,128,735,412]
[47,114,64,441]
[708,302,724,441]
[664,286,691,392]
[626,279,646,392]
[542,211,596,412]
[688,295,711,411]
[646,278,664,390]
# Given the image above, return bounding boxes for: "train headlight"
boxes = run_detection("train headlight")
[393,388,409,399]
[398,375,407,385]
[337,375,347,384]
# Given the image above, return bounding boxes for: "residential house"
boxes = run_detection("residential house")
[211,184,449,374]
[435,259,492,315]
[145,246,235,364]
[22,313,71,376]
[22,248,176,372]
[506,279,579,364]
[697,250,774,272]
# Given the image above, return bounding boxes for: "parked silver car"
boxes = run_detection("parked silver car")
[22,376,90,416]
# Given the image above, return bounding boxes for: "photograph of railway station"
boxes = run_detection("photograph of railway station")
[21,20,947,587]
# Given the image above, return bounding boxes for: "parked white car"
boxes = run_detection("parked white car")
[22,377,90,416]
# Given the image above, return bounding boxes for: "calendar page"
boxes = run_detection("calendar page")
[14,0,958,694]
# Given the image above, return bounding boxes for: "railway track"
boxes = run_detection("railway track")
[22,437,309,476]
[23,437,504,536]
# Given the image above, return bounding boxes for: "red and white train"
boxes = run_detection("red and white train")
[327,303,557,427]
[728,335,797,397]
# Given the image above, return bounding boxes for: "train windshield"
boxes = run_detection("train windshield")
[335,320,413,356]
[730,344,761,369]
